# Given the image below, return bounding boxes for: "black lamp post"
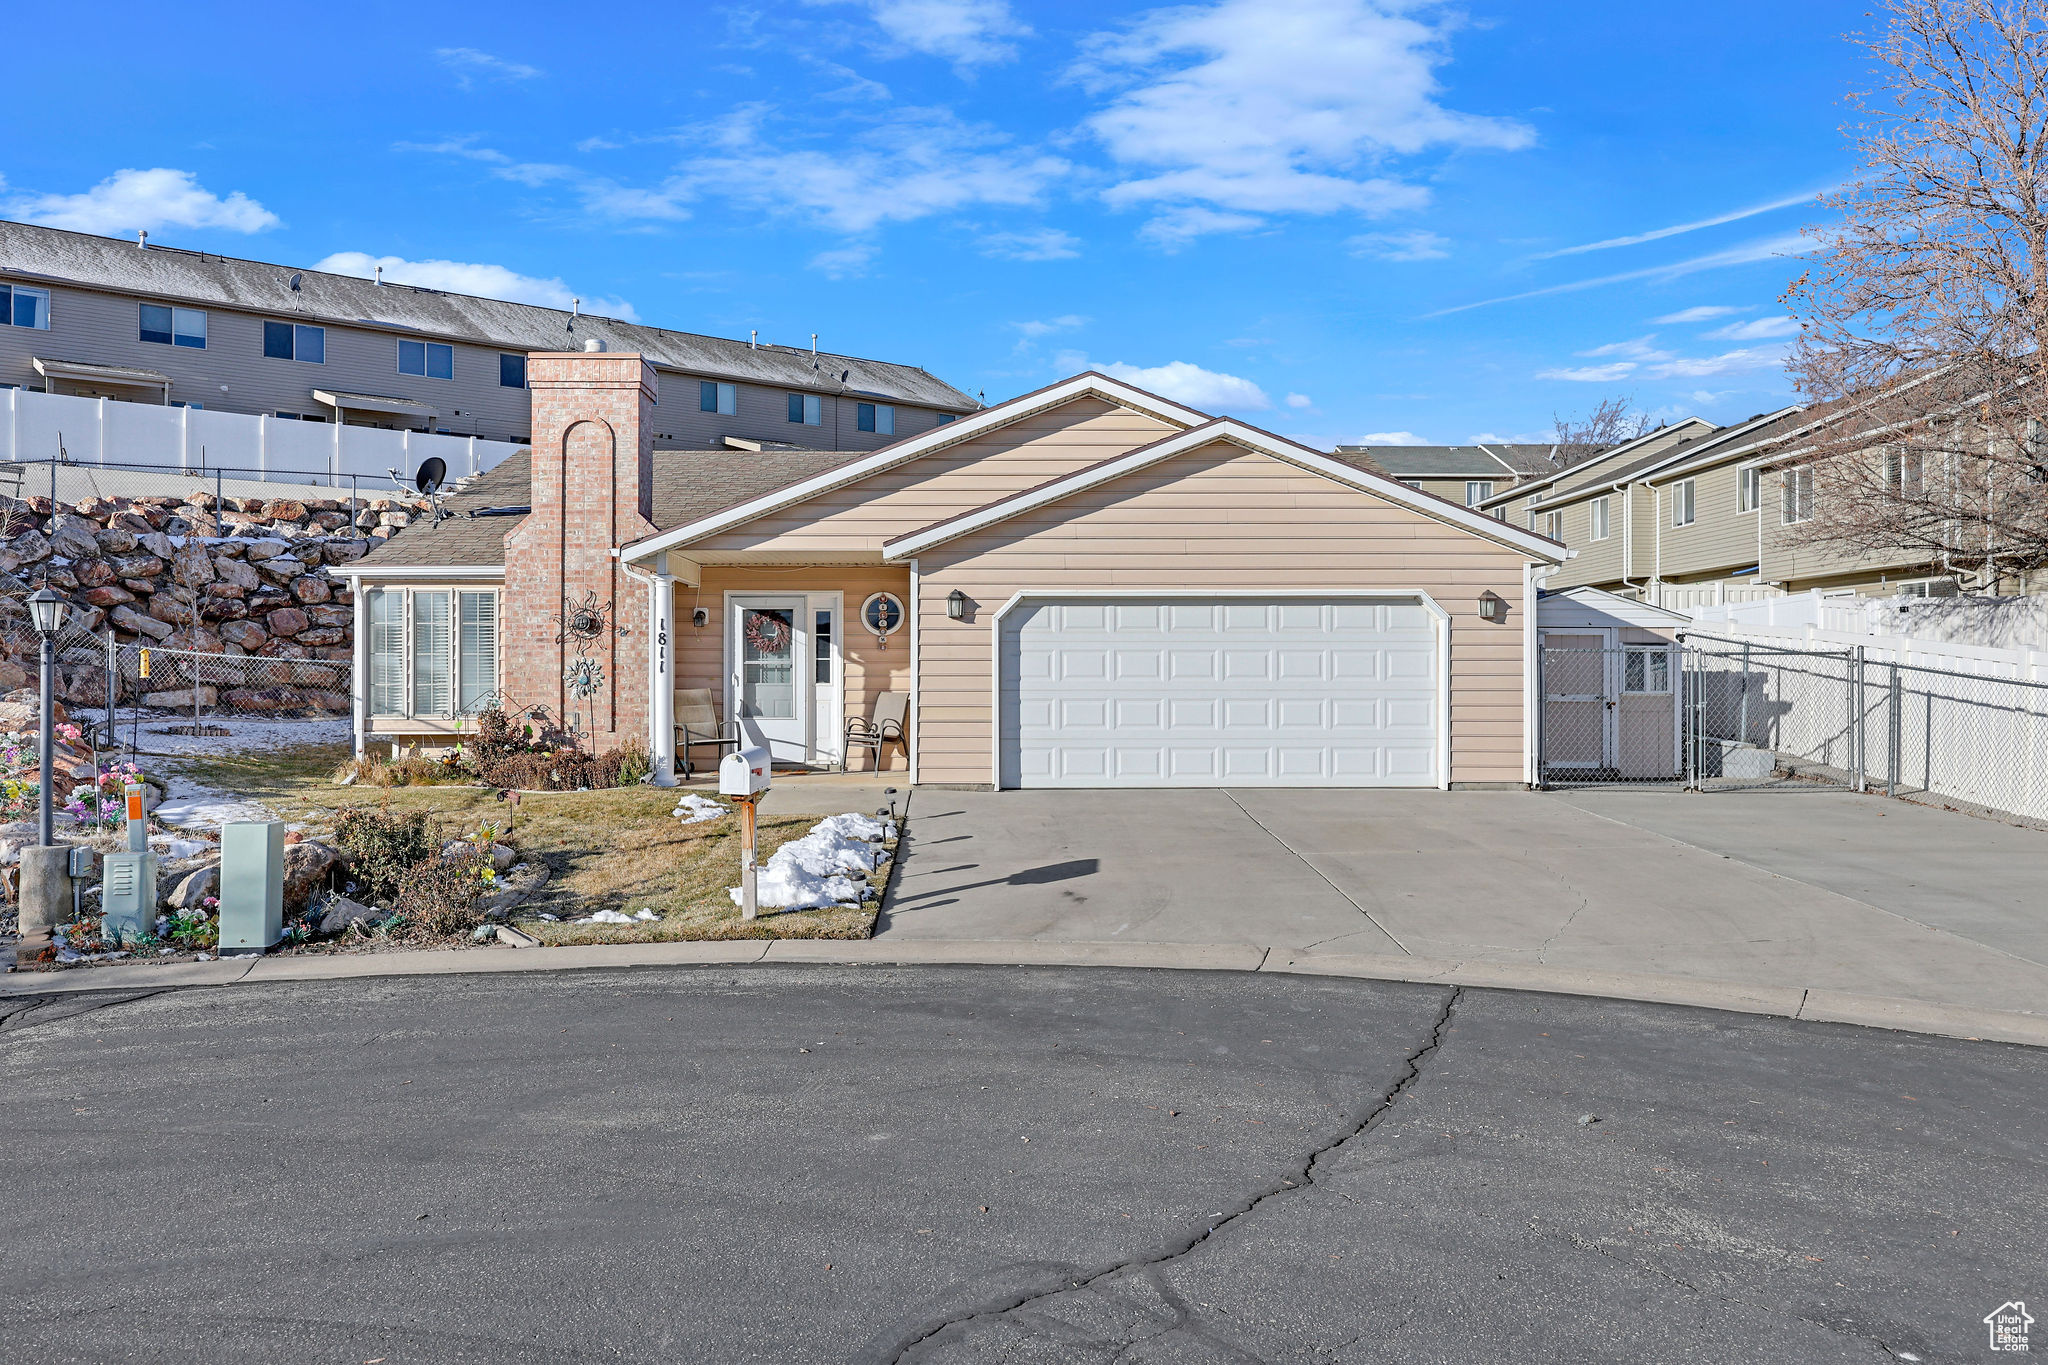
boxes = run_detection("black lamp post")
[26,588,69,849]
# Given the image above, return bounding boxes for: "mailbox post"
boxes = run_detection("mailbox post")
[718,746,772,919]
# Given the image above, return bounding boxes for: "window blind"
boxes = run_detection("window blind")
[368,590,405,715]
[459,591,498,714]
[411,591,452,716]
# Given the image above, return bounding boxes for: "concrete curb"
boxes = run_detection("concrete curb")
[5,938,2045,1048]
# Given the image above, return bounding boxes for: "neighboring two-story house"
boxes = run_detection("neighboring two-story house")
[1493,407,1962,608]
[0,220,976,453]
[1331,442,1582,510]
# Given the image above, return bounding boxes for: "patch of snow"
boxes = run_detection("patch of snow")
[672,794,726,824]
[731,811,892,911]
[154,794,272,832]
[572,907,662,925]
[129,716,354,757]
[152,837,214,860]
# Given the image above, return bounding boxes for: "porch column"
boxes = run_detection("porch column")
[648,554,677,786]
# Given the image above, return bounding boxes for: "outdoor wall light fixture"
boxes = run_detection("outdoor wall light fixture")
[691,607,709,628]
[1477,592,1505,622]
[946,589,967,620]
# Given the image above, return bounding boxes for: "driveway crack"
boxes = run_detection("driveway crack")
[1219,790,1411,956]
[870,986,1461,1363]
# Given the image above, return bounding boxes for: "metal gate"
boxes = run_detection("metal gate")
[1538,639,1683,785]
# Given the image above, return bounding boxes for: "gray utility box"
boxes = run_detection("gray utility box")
[101,852,158,945]
[218,822,285,956]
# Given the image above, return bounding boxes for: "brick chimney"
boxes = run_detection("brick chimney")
[501,350,660,751]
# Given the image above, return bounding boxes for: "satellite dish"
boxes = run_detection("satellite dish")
[415,456,447,496]
[287,272,303,292]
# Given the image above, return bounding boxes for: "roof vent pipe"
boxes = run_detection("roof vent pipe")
[583,338,605,352]
[572,297,581,320]
[374,265,383,286]
[749,330,758,350]
[811,333,818,357]
[137,229,148,249]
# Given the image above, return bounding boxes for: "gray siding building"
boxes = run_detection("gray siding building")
[0,220,977,454]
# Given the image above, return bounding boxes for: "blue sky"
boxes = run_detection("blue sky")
[3,0,1867,446]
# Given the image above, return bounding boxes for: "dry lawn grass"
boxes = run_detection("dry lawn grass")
[167,741,883,942]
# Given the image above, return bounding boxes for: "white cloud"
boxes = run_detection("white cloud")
[1706,316,1799,340]
[1286,392,1314,409]
[1358,430,1426,444]
[679,106,1067,234]
[1576,336,1672,362]
[1427,233,1808,317]
[1348,229,1449,261]
[1011,315,1089,339]
[1643,345,1787,379]
[1138,206,1266,250]
[313,252,638,320]
[1085,357,1272,411]
[1533,189,1820,259]
[435,48,544,88]
[1075,0,1532,242]
[396,137,692,221]
[809,243,878,277]
[1536,362,1638,383]
[978,227,1081,260]
[6,168,279,236]
[1653,304,1747,324]
[821,0,1031,66]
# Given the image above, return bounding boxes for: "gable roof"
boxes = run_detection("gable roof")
[1528,407,1807,507]
[1478,417,1719,509]
[882,417,1567,562]
[348,446,860,572]
[0,218,975,410]
[1333,442,1587,480]
[620,372,1209,563]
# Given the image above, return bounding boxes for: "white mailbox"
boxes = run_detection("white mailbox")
[718,746,772,798]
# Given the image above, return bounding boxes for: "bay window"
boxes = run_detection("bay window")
[365,587,500,719]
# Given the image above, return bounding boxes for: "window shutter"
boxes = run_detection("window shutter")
[369,591,405,714]
[459,592,498,714]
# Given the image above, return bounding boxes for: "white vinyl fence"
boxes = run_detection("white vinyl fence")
[0,386,524,483]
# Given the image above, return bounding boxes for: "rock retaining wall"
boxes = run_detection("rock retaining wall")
[0,491,426,707]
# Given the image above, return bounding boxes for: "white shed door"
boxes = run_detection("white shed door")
[999,597,1440,788]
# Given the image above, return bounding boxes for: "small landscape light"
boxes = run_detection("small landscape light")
[946,589,967,621]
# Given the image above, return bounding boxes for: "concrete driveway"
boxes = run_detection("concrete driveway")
[882,785,2048,1016]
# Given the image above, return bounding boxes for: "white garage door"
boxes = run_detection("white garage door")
[999,596,1441,788]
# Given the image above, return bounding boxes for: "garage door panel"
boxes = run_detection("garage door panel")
[1000,595,1442,788]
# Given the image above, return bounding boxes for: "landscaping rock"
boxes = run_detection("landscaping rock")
[94,526,139,554]
[0,659,26,691]
[164,864,219,910]
[282,840,345,912]
[170,543,216,589]
[311,891,380,937]
[266,607,310,637]
[214,556,262,591]
[143,686,218,709]
[289,576,332,604]
[47,528,100,560]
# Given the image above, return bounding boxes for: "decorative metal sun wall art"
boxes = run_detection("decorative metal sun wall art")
[555,591,615,649]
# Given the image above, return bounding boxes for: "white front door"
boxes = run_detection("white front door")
[730,595,811,763]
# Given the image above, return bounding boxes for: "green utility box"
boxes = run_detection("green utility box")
[217,822,285,956]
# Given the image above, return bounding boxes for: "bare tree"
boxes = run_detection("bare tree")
[1784,0,2048,591]
[1550,397,1648,467]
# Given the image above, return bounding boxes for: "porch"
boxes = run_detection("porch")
[660,562,913,778]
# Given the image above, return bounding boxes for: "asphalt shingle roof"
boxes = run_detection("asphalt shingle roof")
[1532,410,1810,504]
[1332,442,1596,479]
[352,448,863,570]
[0,220,976,410]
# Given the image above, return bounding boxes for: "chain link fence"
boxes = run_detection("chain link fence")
[95,639,351,758]
[1681,632,2048,825]
[1538,642,1684,786]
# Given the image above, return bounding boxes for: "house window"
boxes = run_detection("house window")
[1885,447,1924,498]
[815,609,833,685]
[935,413,957,424]
[263,321,325,363]
[0,284,50,329]
[1624,646,1671,694]
[458,591,498,713]
[1545,511,1564,541]
[1782,466,1815,524]
[857,402,895,435]
[397,339,454,380]
[140,303,206,348]
[499,354,527,389]
[367,587,501,718]
[1590,497,1611,541]
[1672,478,1697,527]
[1465,480,1494,506]
[1740,466,1762,512]
[787,392,822,425]
[701,381,736,415]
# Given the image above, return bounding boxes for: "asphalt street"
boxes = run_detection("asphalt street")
[0,965,2040,1363]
